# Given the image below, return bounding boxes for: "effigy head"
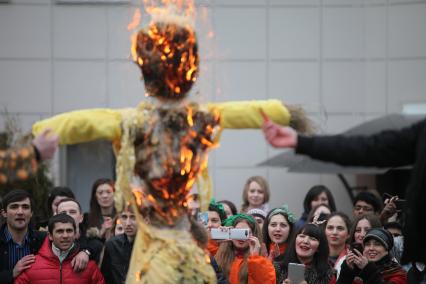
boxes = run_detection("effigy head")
[132,20,199,101]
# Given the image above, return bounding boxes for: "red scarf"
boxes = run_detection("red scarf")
[269,242,287,259]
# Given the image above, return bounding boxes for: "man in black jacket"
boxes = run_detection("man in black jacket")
[101,206,137,284]
[0,189,46,284]
[262,118,426,265]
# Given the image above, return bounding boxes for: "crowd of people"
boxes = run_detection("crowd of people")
[1,169,419,284]
[0,119,425,283]
[201,176,419,284]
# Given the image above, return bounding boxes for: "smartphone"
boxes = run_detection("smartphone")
[350,242,364,253]
[197,212,208,226]
[394,199,406,211]
[210,228,230,240]
[317,212,330,222]
[229,228,250,240]
[288,263,305,283]
[382,193,406,211]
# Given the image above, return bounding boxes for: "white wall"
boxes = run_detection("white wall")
[1,0,426,217]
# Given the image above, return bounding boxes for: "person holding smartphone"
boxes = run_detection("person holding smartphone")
[337,228,407,283]
[206,199,228,256]
[334,214,382,279]
[215,214,276,284]
[261,118,426,264]
[275,223,336,284]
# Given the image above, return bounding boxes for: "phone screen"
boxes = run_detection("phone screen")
[197,212,208,226]
[350,242,363,253]
[229,228,250,240]
[288,263,305,283]
[210,228,229,240]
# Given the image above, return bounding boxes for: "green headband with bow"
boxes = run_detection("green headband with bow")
[209,198,227,223]
[269,204,296,224]
[223,213,256,227]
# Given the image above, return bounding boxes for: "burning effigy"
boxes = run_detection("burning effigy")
[32,3,312,283]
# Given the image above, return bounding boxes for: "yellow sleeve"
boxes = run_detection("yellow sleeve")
[32,109,123,145]
[207,99,290,129]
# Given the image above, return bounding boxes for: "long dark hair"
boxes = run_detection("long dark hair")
[277,223,330,278]
[263,209,294,255]
[218,200,238,216]
[215,216,261,283]
[349,214,381,244]
[302,185,336,215]
[87,178,115,228]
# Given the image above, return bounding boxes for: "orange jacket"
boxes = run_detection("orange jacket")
[228,255,276,284]
[207,239,219,256]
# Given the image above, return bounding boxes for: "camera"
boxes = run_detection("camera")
[210,228,250,240]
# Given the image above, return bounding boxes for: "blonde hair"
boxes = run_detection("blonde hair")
[215,217,262,283]
[241,176,270,213]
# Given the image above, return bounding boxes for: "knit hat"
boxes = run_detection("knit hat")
[363,228,394,251]
[247,208,267,219]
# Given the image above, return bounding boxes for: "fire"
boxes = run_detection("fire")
[142,0,195,19]
[133,104,220,226]
[130,1,198,100]
[127,8,141,31]
[186,106,193,126]
[133,190,145,207]
[128,1,220,227]
[132,20,199,100]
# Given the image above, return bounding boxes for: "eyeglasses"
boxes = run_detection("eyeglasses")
[354,206,374,212]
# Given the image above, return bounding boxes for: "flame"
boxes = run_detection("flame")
[186,106,193,126]
[142,0,195,17]
[200,137,213,147]
[127,8,141,31]
[133,190,145,207]
[180,146,193,175]
[132,19,198,99]
[128,1,220,226]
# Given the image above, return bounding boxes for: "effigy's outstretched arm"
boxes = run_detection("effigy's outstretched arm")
[208,99,290,129]
[32,100,291,144]
[32,108,123,145]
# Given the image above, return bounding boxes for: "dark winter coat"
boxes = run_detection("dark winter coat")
[100,234,133,284]
[337,254,407,284]
[0,224,46,284]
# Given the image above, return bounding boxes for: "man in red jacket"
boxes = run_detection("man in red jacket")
[14,213,105,284]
